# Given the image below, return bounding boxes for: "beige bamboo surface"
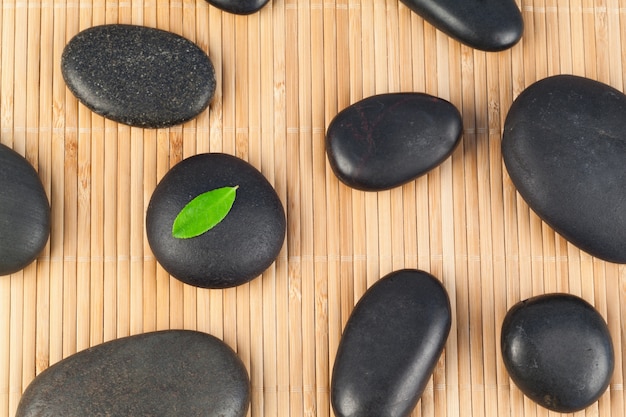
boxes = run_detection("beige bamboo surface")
[0,0,625,416]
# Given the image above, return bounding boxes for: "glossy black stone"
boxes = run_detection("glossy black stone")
[502,75,626,264]
[399,0,523,51]
[501,294,614,413]
[331,269,451,417]
[325,93,462,191]
[206,0,269,14]
[61,24,216,128]
[16,330,250,417]
[0,144,50,276]
[146,153,286,288]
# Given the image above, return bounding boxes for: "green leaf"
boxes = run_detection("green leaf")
[172,185,239,239]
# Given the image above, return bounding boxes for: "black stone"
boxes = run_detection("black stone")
[0,144,50,276]
[206,0,269,15]
[399,0,523,51]
[61,24,216,128]
[325,93,462,191]
[501,294,614,413]
[16,330,250,417]
[502,75,626,264]
[331,269,451,417]
[146,153,286,288]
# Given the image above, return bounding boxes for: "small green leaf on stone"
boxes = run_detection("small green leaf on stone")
[172,185,239,239]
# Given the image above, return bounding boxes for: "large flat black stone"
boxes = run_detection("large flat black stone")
[326,93,462,191]
[146,153,286,288]
[399,0,523,51]
[16,330,250,417]
[502,75,626,264]
[61,24,216,128]
[501,294,614,412]
[0,144,50,276]
[331,269,451,417]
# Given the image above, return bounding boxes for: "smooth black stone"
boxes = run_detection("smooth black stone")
[325,93,462,191]
[502,75,626,264]
[61,24,216,128]
[146,153,286,288]
[331,269,451,417]
[399,0,523,51]
[16,330,250,417]
[206,0,269,14]
[501,294,614,413]
[0,144,50,276]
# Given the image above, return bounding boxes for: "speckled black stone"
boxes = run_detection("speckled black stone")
[331,269,451,417]
[15,330,250,417]
[61,24,216,128]
[206,0,269,14]
[146,153,286,288]
[501,294,614,413]
[0,144,50,276]
[399,0,523,51]
[502,75,626,264]
[325,93,462,191]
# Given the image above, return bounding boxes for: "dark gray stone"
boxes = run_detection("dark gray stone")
[331,269,451,417]
[502,75,626,264]
[0,144,50,276]
[61,24,216,128]
[325,93,462,191]
[399,0,523,51]
[16,330,250,417]
[206,0,269,14]
[501,293,614,413]
[146,153,286,288]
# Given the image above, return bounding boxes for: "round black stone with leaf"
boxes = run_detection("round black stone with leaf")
[146,153,286,289]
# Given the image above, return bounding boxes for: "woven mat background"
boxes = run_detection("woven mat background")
[1,0,625,416]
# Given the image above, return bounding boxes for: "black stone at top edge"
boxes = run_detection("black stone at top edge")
[399,0,524,52]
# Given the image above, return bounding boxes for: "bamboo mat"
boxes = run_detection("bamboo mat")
[1,0,625,416]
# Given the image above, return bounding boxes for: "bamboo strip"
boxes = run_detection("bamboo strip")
[260,4,278,417]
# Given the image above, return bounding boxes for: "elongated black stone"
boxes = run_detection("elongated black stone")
[326,93,462,191]
[146,153,286,288]
[331,269,451,417]
[502,75,626,264]
[0,144,50,276]
[206,0,270,14]
[399,0,523,51]
[61,24,216,128]
[16,330,250,417]
[501,294,614,412]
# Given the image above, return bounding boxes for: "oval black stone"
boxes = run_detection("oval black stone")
[325,93,462,191]
[61,24,216,128]
[206,0,269,15]
[502,75,626,263]
[331,269,451,417]
[501,294,614,413]
[146,153,286,288]
[399,0,523,51]
[0,144,50,276]
[16,330,250,417]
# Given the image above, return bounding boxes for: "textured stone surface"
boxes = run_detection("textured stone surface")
[0,144,50,276]
[325,93,462,191]
[502,75,626,264]
[501,294,614,413]
[146,153,286,288]
[206,0,269,14]
[62,24,216,128]
[399,0,523,51]
[16,330,250,417]
[331,269,451,417]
